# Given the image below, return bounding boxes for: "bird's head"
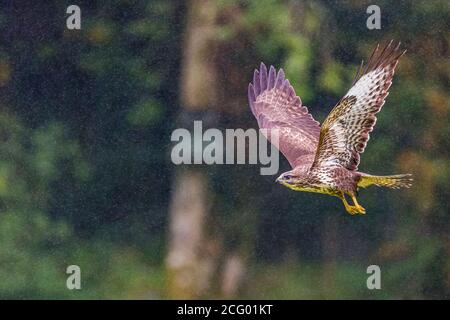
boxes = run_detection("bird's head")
[275,170,307,190]
[276,170,315,192]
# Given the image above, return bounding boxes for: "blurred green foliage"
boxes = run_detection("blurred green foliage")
[0,0,448,299]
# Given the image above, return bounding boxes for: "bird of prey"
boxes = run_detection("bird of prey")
[248,41,412,215]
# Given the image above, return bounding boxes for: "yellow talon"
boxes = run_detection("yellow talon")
[351,194,366,215]
[341,193,356,215]
[341,192,366,215]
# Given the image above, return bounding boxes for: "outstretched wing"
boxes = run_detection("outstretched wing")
[312,41,406,171]
[248,63,321,170]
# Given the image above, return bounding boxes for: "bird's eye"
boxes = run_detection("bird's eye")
[284,175,293,180]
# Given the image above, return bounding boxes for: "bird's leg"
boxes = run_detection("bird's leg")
[340,192,359,215]
[350,193,366,215]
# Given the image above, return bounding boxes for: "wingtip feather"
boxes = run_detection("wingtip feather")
[275,69,285,87]
[260,62,268,91]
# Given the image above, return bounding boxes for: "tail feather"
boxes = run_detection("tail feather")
[358,174,413,189]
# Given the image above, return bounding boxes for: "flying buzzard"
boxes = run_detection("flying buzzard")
[248,41,412,215]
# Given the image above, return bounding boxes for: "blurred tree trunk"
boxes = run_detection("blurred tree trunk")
[165,0,218,299]
[220,251,245,298]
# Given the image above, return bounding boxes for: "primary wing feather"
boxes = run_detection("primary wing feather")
[248,63,321,170]
[312,41,406,171]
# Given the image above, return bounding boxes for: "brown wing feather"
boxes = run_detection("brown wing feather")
[312,41,406,171]
[248,63,321,170]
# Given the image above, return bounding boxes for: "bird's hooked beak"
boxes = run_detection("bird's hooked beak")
[275,176,282,184]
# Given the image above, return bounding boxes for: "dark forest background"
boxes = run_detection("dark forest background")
[0,0,448,299]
